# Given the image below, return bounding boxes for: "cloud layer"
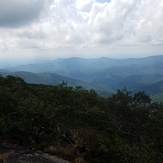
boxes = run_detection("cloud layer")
[0,0,163,63]
[0,0,47,27]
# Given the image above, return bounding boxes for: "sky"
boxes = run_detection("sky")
[0,0,163,67]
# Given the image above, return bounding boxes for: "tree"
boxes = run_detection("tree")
[133,91,151,108]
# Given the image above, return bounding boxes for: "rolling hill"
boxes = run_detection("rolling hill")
[0,71,90,88]
[1,55,163,97]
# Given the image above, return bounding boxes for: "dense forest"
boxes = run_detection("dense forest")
[0,75,163,162]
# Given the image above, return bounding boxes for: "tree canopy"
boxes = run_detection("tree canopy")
[0,75,162,162]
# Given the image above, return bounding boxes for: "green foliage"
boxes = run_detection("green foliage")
[0,75,162,162]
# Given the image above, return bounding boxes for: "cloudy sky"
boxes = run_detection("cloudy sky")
[0,0,163,67]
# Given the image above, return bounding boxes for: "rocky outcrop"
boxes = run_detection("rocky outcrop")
[0,142,69,163]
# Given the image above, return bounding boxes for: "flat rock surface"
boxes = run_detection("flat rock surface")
[0,142,69,163]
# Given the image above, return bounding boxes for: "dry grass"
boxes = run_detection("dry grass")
[45,145,87,162]
[71,156,86,163]
[0,154,4,163]
[45,145,78,161]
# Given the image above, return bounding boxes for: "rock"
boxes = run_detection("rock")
[0,142,69,163]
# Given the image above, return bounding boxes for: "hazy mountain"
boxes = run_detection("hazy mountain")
[2,55,163,96]
[133,80,163,95]
[9,57,121,73]
[0,71,90,88]
[151,93,163,103]
[9,55,163,75]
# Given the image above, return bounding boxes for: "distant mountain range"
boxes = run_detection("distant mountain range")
[1,55,163,98]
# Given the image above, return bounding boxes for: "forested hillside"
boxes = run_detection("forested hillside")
[0,75,163,162]
[2,55,163,98]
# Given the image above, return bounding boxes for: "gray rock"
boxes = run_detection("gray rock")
[0,142,69,163]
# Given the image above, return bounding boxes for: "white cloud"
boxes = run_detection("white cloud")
[76,0,93,10]
[0,0,50,27]
[0,0,163,65]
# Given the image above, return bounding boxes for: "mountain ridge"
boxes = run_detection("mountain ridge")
[8,55,163,73]
[1,55,163,97]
